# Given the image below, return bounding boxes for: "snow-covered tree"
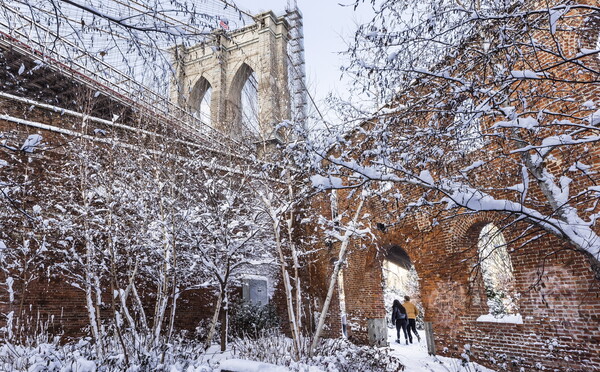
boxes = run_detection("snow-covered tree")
[253,121,320,360]
[257,172,307,359]
[308,193,369,356]
[323,0,600,267]
[0,152,53,341]
[183,166,274,352]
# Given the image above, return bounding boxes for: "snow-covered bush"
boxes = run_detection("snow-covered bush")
[309,338,404,372]
[195,317,221,345]
[232,334,404,372]
[0,333,218,372]
[229,300,280,339]
[231,331,298,366]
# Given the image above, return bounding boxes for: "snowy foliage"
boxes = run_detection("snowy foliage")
[228,300,280,340]
[320,0,600,262]
[0,102,275,358]
[0,335,221,372]
[233,334,405,372]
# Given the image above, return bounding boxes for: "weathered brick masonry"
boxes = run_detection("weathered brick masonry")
[303,2,600,371]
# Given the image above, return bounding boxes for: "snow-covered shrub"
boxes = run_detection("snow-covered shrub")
[231,331,298,366]
[0,309,62,349]
[309,338,404,372]
[229,300,280,339]
[232,334,404,372]
[0,332,218,371]
[195,317,221,345]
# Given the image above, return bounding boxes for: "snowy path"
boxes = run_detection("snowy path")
[387,328,496,372]
[200,333,497,372]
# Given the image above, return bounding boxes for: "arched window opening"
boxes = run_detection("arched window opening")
[199,87,212,125]
[190,77,212,126]
[240,68,259,136]
[477,224,518,317]
[230,63,260,138]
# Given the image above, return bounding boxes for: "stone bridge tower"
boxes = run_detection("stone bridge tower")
[171,11,295,144]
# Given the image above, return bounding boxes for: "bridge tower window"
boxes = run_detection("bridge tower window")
[190,77,212,126]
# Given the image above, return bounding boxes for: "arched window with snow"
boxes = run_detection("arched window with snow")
[477,223,519,318]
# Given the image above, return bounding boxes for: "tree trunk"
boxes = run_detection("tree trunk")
[261,193,301,360]
[310,198,364,356]
[204,289,223,350]
[220,297,228,352]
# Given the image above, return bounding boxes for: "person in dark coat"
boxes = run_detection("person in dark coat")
[391,299,409,344]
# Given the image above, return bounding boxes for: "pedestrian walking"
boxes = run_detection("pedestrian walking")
[391,299,409,344]
[403,295,421,343]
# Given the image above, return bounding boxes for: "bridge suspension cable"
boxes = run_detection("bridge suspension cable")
[0,0,254,150]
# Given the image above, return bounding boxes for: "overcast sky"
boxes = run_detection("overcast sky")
[233,0,375,120]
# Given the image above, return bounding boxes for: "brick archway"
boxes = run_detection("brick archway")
[339,214,503,345]
[341,237,426,344]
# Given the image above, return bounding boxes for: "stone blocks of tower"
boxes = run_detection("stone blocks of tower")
[171,11,291,143]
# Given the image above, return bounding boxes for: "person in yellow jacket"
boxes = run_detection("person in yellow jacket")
[403,295,421,343]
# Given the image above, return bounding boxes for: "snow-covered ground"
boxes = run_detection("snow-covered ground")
[203,333,498,372]
[387,328,496,372]
[171,332,499,372]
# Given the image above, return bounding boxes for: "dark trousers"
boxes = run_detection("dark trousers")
[395,319,408,341]
[408,318,419,340]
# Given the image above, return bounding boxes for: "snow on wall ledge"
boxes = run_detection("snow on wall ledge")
[476,313,523,324]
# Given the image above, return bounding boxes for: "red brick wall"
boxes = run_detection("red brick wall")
[302,199,600,370]
[0,90,246,339]
[303,3,600,370]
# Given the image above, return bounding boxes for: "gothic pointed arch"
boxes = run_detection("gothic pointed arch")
[229,62,260,138]
[189,76,213,125]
